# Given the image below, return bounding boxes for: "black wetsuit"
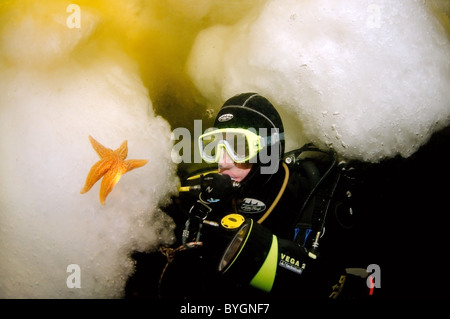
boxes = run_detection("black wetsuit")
[161,156,371,300]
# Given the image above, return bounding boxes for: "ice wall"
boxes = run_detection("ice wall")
[0,3,178,298]
[187,0,450,161]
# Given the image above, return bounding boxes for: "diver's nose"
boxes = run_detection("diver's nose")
[218,149,234,168]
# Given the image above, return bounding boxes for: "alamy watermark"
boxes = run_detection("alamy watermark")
[367,263,381,290]
[66,4,81,29]
[66,264,81,288]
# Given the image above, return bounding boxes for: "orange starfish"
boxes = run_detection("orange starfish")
[80,135,148,205]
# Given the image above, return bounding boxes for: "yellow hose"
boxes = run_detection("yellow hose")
[257,161,289,224]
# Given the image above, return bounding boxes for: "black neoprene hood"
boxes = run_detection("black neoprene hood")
[214,93,285,160]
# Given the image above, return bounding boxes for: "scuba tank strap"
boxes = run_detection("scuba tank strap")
[292,160,321,247]
[283,144,345,257]
[307,164,343,258]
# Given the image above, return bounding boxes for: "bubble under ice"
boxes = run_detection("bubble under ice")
[0,6,178,298]
[187,0,450,162]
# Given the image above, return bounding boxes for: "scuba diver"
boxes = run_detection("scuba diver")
[157,92,376,300]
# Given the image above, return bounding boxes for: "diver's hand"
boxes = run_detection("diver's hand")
[200,173,240,204]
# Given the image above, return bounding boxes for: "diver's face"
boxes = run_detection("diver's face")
[217,149,252,182]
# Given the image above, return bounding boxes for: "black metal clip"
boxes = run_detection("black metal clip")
[182,200,212,248]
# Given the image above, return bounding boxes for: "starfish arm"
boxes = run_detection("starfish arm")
[98,163,127,205]
[124,159,148,172]
[89,135,114,158]
[80,159,113,194]
[115,140,128,160]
